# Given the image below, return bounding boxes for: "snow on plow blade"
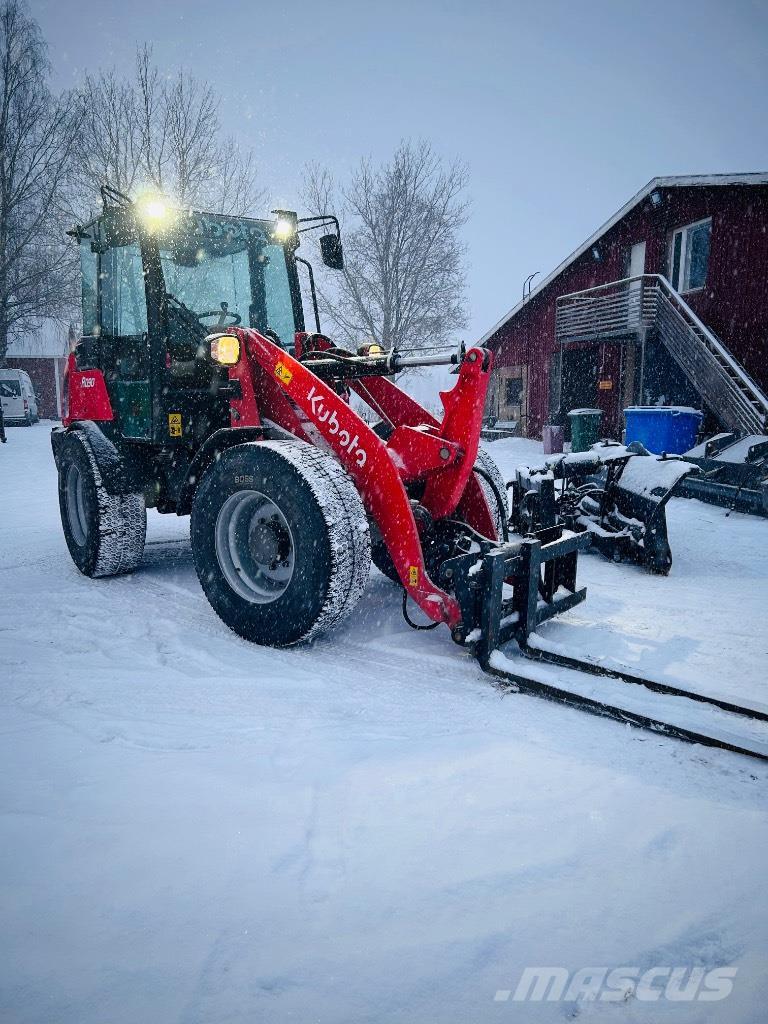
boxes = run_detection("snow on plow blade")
[511,442,700,574]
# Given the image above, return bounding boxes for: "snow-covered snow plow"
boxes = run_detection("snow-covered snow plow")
[51,187,768,763]
[679,432,768,516]
[509,441,700,574]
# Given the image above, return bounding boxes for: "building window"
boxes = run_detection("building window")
[669,218,711,292]
[504,377,523,408]
[497,365,527,427]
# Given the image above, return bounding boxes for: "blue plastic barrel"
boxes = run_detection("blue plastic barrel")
[624,406,703,454]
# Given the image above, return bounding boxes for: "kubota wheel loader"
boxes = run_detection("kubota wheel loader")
[51,186,768,763]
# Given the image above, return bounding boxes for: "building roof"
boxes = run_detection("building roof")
[6,319,69,358]
[479,172,768,346]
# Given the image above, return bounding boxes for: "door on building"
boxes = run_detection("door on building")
[496,364,528,429]
[627,241,646,326]
[560,346,599,437]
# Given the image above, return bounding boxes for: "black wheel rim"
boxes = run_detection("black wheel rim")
[214,490,295,604]
[65,463,88,546]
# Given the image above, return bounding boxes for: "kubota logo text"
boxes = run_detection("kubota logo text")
[307,385,368,467]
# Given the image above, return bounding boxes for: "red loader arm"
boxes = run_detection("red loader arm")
[226,328,495,630]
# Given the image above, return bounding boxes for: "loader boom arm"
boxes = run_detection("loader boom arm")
[224,328,495,628]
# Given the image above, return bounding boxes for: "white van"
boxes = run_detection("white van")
[0,368,39,426]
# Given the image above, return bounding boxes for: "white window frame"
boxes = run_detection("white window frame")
[669,217,712,294]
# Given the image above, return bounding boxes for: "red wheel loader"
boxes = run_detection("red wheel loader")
[52,187,768,762]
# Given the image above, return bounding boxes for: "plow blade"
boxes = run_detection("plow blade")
[589,453,699,573]
[512,443,699,574]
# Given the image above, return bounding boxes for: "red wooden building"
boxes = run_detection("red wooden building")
[481,173,768,439]
[4,320,70,419]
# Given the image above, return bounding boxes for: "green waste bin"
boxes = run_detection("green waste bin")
[568,408,602,452]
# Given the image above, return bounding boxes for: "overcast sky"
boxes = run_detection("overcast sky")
[31,0,768,341]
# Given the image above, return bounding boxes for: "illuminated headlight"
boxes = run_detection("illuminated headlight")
[210,334,240,365]
[135,192,174,230]
[358,342,385,356]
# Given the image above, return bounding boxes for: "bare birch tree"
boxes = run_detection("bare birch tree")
[303,141,468,354]
[0,0,82,363]
[73,47,261,221]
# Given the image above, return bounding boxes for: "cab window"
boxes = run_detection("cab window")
[100,245,148,337]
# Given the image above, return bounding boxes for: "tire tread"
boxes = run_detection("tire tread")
[68,432,146,577]
[251,441,371,642]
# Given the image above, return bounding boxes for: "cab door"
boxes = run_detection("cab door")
[98,242,152,439]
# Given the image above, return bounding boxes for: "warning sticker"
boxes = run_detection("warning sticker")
[408,565,419,587]
[168,412,182,437]
[275,361,293,385]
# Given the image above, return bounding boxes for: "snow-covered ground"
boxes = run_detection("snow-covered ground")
[1,423,767,1024]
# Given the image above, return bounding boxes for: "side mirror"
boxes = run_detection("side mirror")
[320,233,344,270]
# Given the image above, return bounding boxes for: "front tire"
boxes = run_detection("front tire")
[57,431,146,577]
[473,446,509,538]
[191,440,371,647]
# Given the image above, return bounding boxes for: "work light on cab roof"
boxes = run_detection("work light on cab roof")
[135,191,176,231]
[271,210,298,243]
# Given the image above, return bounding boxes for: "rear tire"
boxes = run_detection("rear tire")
[190,440,371,647]
[57,431,146,577]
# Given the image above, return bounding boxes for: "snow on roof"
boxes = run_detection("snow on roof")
[6,319,69,358]
[479,172,768,346]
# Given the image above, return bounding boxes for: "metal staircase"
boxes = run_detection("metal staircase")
[556,275,768,435]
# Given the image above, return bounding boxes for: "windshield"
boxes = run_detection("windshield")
[158,213,298,349]
[0,380,21,397]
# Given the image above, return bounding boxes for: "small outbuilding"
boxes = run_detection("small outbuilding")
[4,320,71,420]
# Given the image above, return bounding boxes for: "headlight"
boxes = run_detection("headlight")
[358,342,385,356]
[210,334,240,365]
[273,218,294,240]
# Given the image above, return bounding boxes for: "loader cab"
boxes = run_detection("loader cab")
[74,202,305,446]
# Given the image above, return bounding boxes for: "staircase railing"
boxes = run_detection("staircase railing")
[555,275,768,434]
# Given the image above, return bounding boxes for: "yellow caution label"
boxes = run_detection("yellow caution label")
[408,565,419,587]
[275,361,293,385]
[168,412,182,437]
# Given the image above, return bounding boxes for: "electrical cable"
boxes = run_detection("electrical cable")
[401,589,440,630]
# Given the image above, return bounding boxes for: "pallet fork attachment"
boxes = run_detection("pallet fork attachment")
[440,528,589,659]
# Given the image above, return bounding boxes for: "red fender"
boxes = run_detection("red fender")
[62,353,114,426]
